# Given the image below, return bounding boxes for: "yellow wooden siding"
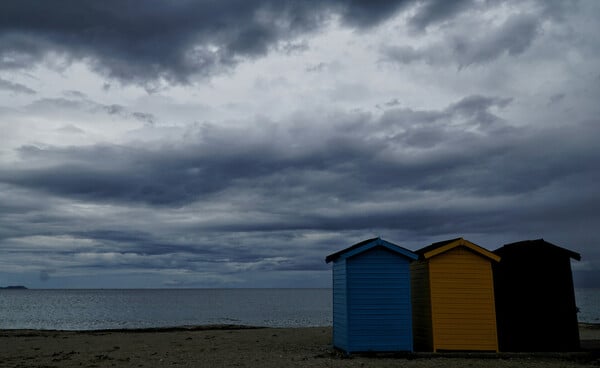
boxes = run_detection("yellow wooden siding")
[429,247,498,351]
[410,260,432,351]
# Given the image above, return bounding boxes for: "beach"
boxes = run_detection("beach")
[1,325,599,368]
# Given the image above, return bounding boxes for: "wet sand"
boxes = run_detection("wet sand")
[1,324,598,367]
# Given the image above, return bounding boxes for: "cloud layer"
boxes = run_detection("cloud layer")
[1,0,598,288]
[0,0,416,87]
[2,95,599,286]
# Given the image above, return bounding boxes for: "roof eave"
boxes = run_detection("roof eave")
[325,238,418,263]
[496,239,581,261]
[422,238,501,262]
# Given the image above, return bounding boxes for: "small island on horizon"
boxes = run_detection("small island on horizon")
[0,285,28,290]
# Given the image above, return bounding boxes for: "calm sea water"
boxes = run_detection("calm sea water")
[0,288,598,330]
[0,288,331,330]
[575,288,600,323]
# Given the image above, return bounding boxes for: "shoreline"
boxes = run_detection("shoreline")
[1,325,599,367]
[1,324,268,334]
[3,322,599,333]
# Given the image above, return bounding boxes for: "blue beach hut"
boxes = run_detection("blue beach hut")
[325,237,419,353]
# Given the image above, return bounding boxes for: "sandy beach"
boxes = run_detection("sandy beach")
[1,324,599,368]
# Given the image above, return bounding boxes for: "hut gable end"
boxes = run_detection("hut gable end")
[412,237,499,352]
[326,237,418,264]
[493,239,581,352]
[326,238,418,353]
[418,237,500,262]
[495,238,581,261]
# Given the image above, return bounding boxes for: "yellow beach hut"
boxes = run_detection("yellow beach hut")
[411,237,500,352]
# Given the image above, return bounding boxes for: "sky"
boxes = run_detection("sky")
[1,0,599,288]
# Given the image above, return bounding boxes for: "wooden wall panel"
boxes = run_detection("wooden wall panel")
[429,247,498,351]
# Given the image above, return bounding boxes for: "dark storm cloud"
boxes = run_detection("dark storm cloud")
[24,96,157,125]
[55,125,86,134]
[1,1,597,288]
[39,269,54,282]
[549,93,566,105]
[0,77,36,94]
[0,0,492,86]
[335,0,408,27]
[131,112,156,125]
[455,13,540,66]
[0,0,417,86]
[62,90,87,99]
[408,0,474,31]
[3,95,599,220]
[1,92,598,282]
[26,97,83,111]
[0,186,330,277]
[383,12,541,67]
[537,0,582,21]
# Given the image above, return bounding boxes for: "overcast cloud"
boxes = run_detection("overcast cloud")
[1,0,599,288]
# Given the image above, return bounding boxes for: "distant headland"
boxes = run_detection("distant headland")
[0,285,28,289]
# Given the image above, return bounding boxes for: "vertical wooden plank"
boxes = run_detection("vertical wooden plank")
[327,238,418,353]
[428,247,498,351]
[411,260,433,351]
[332,259,348,351]
[346,247,413,352]
[493,241,580,351]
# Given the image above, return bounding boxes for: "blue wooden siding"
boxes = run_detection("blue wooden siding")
[332,259,348,350]
[346,247,413,352]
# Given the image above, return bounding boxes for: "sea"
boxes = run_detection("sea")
[0,288,598,331]
[0,288,331,330]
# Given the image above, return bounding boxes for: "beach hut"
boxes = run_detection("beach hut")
[411,237,500,352]
[493,239,581,352]
[325,237,418,353]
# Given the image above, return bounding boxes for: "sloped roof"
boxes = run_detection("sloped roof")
[416,237,500,262]
[495,238,581,261]
[325,237,418,263]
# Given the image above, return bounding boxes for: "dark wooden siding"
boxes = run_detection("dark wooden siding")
[411,260,432,351]
[493,244,580,351]
[346,247,413,352]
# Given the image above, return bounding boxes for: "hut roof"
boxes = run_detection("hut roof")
[325,237,418,263]
[495,238,581,261]
[416,237,500,262]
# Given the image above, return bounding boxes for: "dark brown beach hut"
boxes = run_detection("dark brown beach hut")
[493,239,581,352]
